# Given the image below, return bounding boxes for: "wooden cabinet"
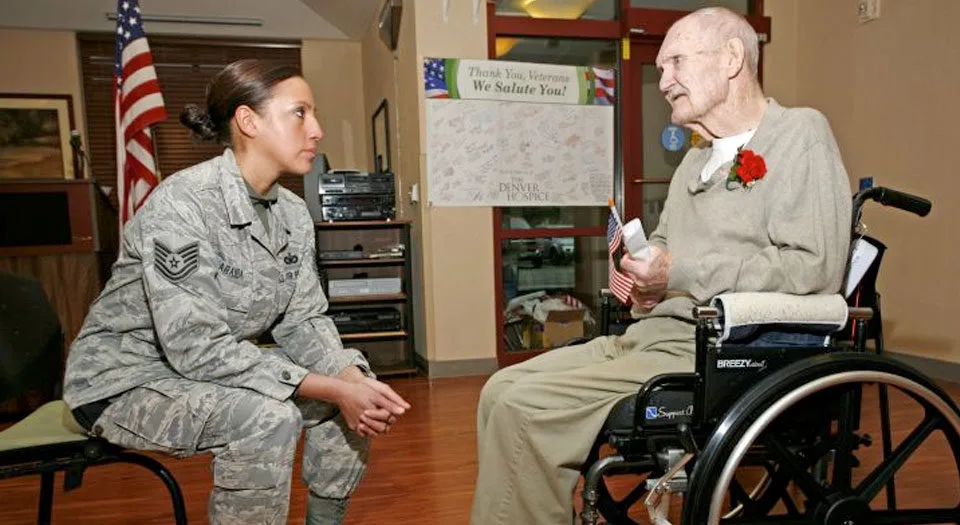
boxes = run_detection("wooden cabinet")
[314,220,417,376]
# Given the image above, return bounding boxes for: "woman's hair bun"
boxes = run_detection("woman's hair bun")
[180,104,219,142]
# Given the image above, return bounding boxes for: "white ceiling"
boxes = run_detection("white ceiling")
[0,0,383,40]
[301,0,382,40]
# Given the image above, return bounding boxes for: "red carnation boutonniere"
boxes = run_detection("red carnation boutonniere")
[727,148,767,190]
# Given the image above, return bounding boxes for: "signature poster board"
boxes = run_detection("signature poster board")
[424,58,615,207]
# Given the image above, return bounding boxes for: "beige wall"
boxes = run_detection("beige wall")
[358,0,499,367]
[765,0,960,362]
[411,0,497,364]
[359,2,431,361]
[0,29,87,167]
[0,28,369,179]
[301,40,368,171]
[760,0,798,107]
[360,1,499,368]
[360,16,397,174]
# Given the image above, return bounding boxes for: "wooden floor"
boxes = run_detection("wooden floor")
[1,375,959,524]
[0,376,486,525]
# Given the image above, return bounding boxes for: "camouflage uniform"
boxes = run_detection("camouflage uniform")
[64,148,370,524]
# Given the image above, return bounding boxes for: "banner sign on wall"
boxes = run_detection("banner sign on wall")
[424,58,615,207]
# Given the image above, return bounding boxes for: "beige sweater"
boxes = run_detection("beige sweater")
[638,99,853,321]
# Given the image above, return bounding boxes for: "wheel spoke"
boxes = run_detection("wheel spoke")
[764,435,831,503]
[720,514,809,525]
[780,488,801,517]
[831,388,859,491]
[855,411,939,503]
[614,479,648,509]
[753,461,805,517]
[728,478,756,514]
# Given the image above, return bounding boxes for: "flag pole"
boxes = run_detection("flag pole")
[608,197,623,229]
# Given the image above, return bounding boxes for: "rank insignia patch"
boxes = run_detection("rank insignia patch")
[155,241,200,283]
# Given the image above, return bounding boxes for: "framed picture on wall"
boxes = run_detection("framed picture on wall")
[0,94,76,180]
[371,98,391,173]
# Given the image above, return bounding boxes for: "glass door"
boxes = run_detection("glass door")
[621,41,686,229]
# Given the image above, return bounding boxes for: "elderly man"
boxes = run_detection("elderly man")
[470,7,852,524]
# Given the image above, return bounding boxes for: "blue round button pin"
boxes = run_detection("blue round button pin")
[660,124,686,152]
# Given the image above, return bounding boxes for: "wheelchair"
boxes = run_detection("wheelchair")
[579,186,960,525]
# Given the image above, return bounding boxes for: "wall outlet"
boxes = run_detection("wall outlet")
[409,182,420,204]
[858,0,881,24]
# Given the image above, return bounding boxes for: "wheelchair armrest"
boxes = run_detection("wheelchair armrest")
[708,292,849,344]
[631,373,697,431]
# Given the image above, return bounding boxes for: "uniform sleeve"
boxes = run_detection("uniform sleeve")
[134,189,309,401]
[667,139,852,303]
[270,223,372,378]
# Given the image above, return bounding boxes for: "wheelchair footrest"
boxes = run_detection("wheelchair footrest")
[645,450,694,525]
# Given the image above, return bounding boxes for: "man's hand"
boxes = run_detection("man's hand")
[620,246,672,312]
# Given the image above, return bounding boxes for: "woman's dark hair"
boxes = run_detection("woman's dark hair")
[180,59,301,145]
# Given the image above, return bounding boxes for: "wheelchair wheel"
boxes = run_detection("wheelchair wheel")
[683,352,960,525]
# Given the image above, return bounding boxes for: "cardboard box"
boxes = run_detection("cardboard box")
[519,318,543,350]
[542,309,585,349]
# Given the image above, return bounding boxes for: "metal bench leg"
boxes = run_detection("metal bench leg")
[106,452,189,524]
[38,471,54,525]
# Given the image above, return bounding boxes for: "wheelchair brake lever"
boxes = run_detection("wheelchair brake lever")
[678,423,699,455]
[644,451,694,525]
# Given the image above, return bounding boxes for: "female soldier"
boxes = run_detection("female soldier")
[63,59,410,525]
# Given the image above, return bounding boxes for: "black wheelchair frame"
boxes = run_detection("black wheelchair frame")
[579,187,960,525]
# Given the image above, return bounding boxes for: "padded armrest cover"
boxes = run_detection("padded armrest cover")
[710,292,848,343]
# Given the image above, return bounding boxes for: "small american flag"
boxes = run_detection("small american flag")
[607,211,633,305]
[424,58,450,99]
[593,67,615,105]
[115,0,166,231]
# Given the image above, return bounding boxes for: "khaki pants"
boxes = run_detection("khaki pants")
[471,316,696,525]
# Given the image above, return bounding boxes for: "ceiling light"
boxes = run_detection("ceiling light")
[105,13,264,27]
[511,0,598,19]
[496,37,519,58]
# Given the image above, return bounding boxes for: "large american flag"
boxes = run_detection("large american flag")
[607,211,633,305]
[115,0,166,230]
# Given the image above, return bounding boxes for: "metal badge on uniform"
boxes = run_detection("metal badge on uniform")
[155,240,200,283]
[280,252,301,283]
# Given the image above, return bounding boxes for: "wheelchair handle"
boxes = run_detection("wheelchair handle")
[848,306,874,321]
[693,306,720,319]
[855,186,932,218]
